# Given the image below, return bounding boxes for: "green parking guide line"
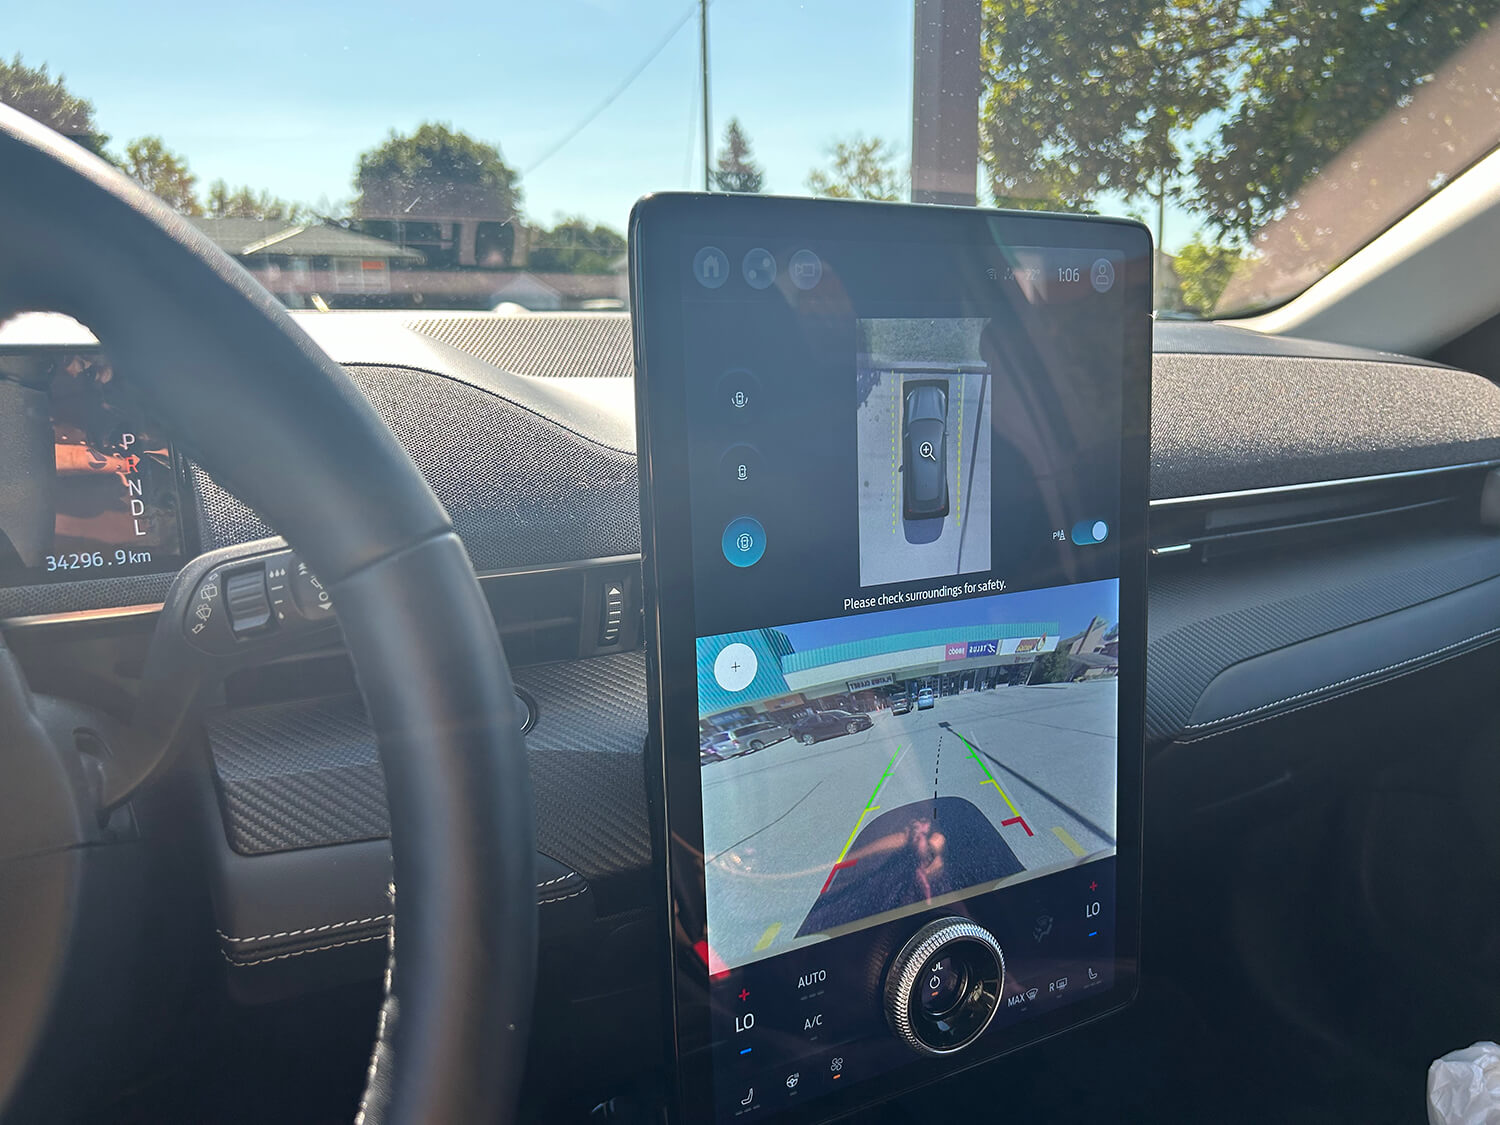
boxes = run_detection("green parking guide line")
[834,745,903,865]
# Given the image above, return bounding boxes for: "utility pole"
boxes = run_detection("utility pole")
[700,0,712,192]
[910,0,980,206]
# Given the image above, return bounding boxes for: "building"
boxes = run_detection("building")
[489,270,629,312]
[188,218,423,306]
[700,622,1061,732]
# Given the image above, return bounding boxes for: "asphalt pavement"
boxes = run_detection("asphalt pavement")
[856,370,993,587]
[700,680,1117,970]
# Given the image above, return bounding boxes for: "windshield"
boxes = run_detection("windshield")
[7,1,1498,318]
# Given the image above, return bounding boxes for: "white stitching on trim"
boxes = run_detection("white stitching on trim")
[1178,627,1500,740]
[217,914,392,944]
[222,933,387,966]
[217,874,582,946]
[537,887,589,906]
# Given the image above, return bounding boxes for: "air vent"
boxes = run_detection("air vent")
[1149,463,1499,563]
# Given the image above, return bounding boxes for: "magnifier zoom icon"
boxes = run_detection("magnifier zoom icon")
[919,441,935,460]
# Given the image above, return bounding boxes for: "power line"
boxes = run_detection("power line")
[523,1,702,177]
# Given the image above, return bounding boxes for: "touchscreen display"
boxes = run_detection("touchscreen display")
[0,351,186,584]
[634,197,1148,1124]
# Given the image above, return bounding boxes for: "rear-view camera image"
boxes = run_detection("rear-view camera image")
[696,579,1119,971]
[856,318,993,587]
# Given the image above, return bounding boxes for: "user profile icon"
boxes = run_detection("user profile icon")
[694,246,730,289]
[742,248,776,289]
[1090,258,1115,293]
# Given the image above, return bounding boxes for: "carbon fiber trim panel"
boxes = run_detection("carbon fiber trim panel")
[207,650,651,889]
[406,312,634,379]
[1146,530,1500,742]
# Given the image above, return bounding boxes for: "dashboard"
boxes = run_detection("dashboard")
[4,307,1500,1118]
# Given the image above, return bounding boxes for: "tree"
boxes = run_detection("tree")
[1028,649,1075,685]
[713,118,764,193]
[353,122,521,221]
[121,136,201,215]
[204,180,306,222]
[806,136,905,201]
[0,54,109,155]
[1172,239,1244,315]
[1192,2,1500,242]
[528,218,626,273]
[980,0,1249,222]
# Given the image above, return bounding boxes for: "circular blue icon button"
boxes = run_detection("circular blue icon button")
[722,517,766,568]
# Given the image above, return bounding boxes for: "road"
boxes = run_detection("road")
[856,370,993,587]
[700,680,1117,970]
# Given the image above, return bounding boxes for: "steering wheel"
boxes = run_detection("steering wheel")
[0,106,536,1123]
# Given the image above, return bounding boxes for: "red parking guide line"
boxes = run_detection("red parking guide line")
[1001,815,1034,837]
[820,859,857,894]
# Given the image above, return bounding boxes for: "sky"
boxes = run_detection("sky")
[10,0,1204,248]
[778,578,1117,652]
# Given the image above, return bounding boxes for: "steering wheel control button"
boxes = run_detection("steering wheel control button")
[884,917,1005,1056]
[1070,519,1109,546]
[693,245,730,289]
[185,570,235,651]
[742,247,776,289]
[721,517,767,569]
[717,368,760,425]
[789,248,822,289]
[224,567,273,636]
[721,444,763,489]
[599,581,626,646]
[714,642,759,692]
[290,557,334,619]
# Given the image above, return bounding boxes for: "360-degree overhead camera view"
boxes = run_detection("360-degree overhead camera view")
[5,2,1500,1125]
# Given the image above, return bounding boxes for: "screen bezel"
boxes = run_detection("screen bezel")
[632,193,1152,1124]
[0,345,197,588]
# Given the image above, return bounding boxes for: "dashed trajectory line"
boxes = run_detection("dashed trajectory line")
[954,374,963,527]
[947,726,1034,837]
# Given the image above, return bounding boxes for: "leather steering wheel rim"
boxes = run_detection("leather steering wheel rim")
[0,106,536,1124]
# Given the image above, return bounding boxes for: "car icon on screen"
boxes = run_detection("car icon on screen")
[901,382,950,521]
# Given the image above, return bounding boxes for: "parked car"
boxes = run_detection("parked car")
[701,731,742,758]
[902,382,950,520]
[729,720,790,752]
[917,687,936,710]
[890,693,912,715]
[699,745,725,765]
[791,709,874,745]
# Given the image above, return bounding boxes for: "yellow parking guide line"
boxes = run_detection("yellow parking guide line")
[753,922,783,951]
[1051,826,1087,858]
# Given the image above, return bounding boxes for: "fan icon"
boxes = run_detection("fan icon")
[830,1058,844,1074]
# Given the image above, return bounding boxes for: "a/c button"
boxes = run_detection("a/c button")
[722,518,766,568]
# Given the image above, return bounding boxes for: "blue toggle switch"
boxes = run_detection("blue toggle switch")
[1071,520,1109,546]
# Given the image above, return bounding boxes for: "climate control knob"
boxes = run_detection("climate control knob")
[883,917,1005,1056]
